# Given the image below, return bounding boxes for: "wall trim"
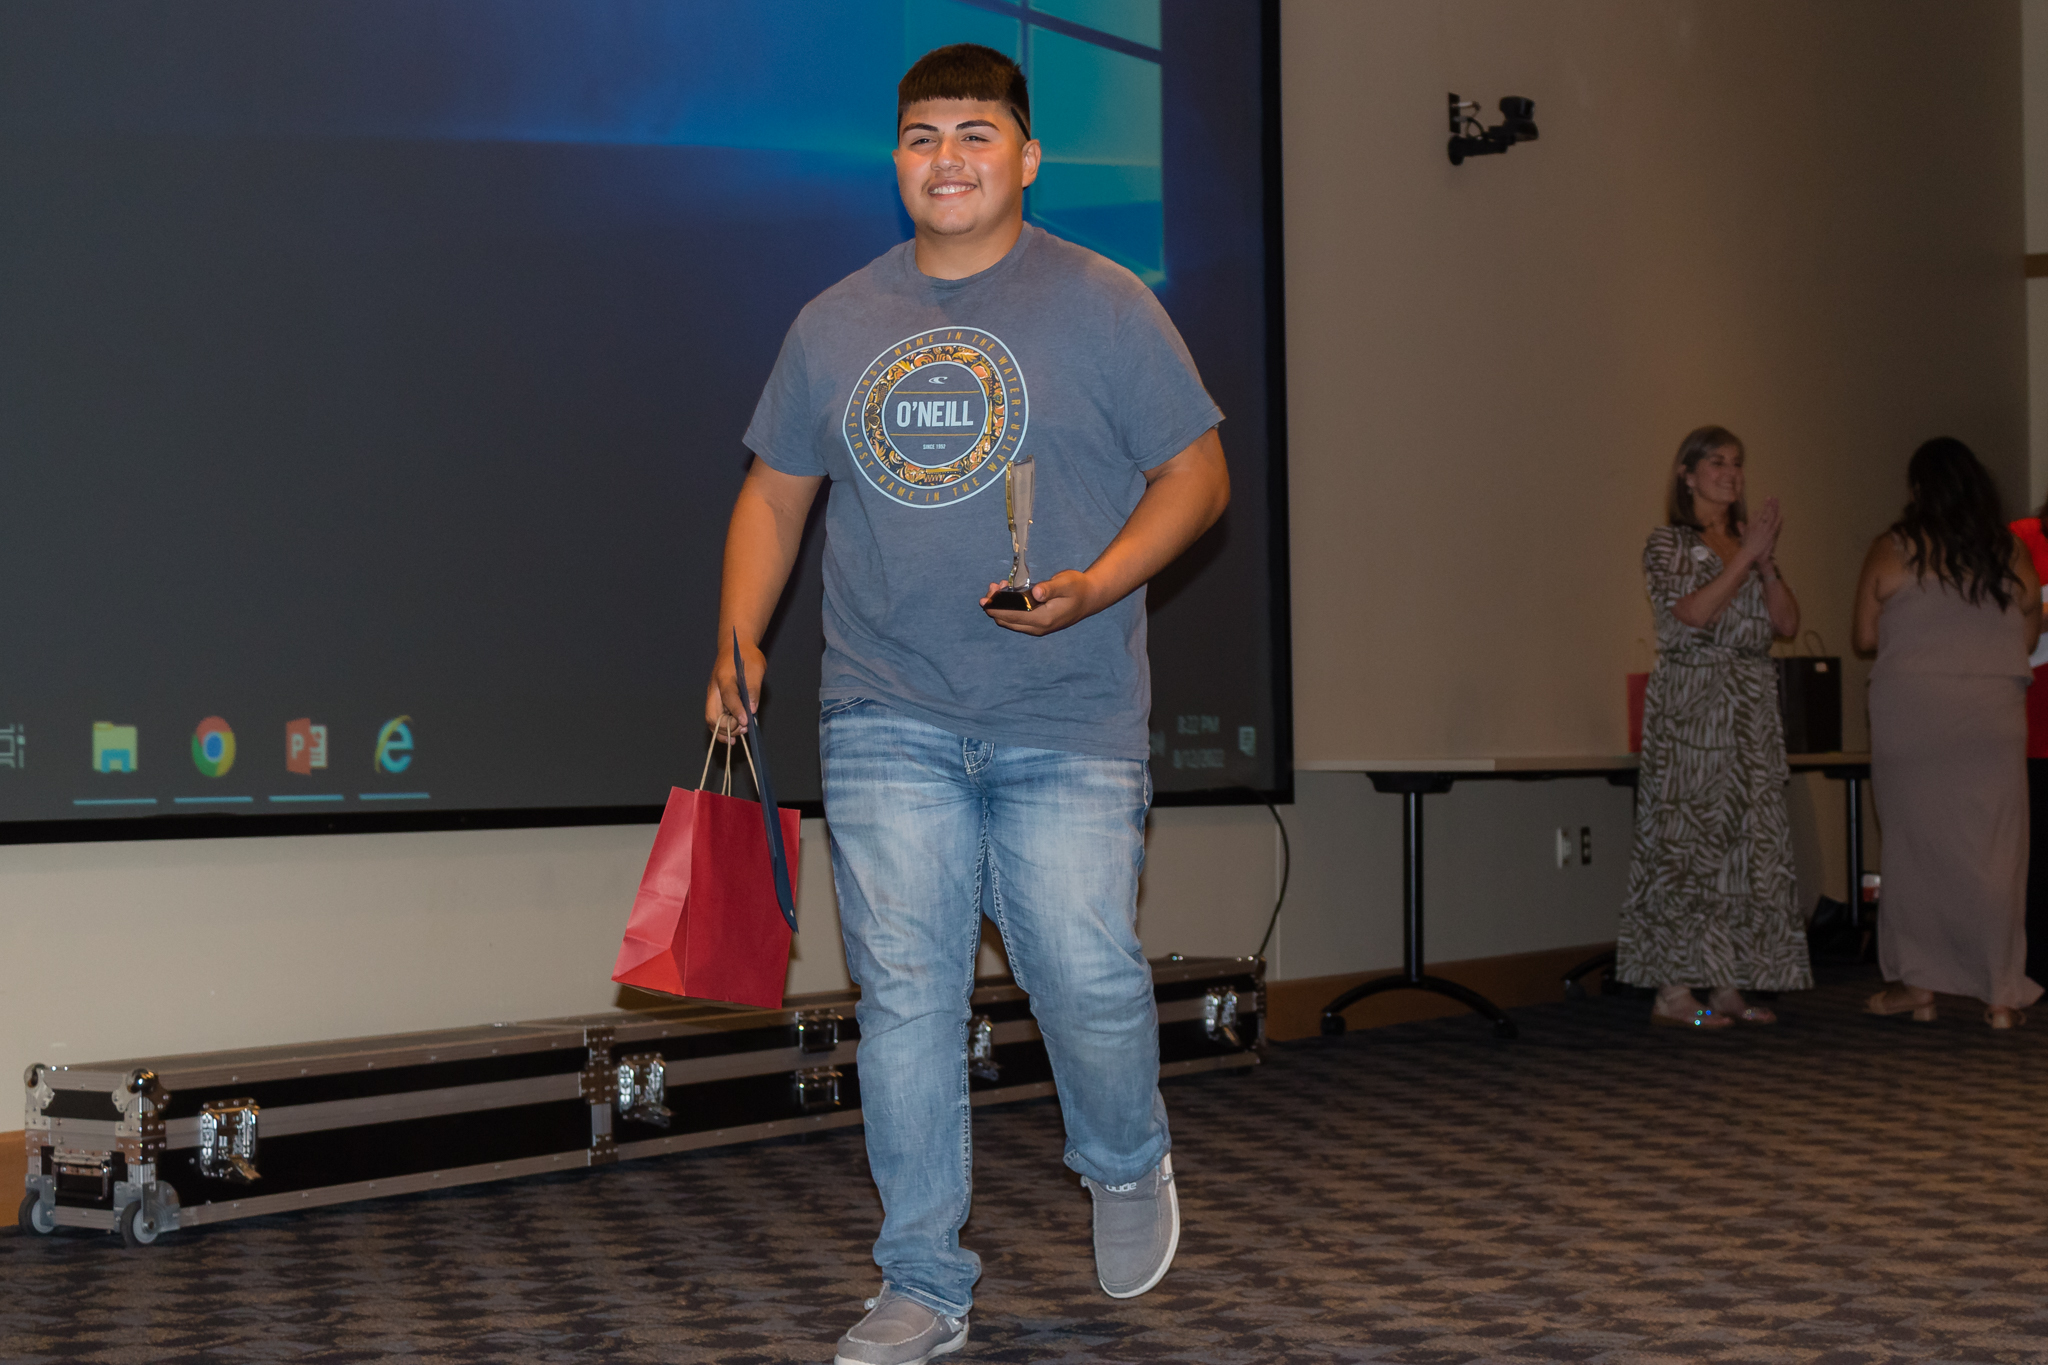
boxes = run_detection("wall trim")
[1265,942,1617,1040]
[2,1130,22,1208]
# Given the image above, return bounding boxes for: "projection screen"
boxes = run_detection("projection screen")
[0,0,1289,841]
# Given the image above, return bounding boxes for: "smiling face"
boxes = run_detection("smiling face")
[894,98,1040,254]
[1686,443,1745,514]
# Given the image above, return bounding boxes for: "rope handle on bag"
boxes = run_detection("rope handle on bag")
[698,720,762,800]
[698,726,719,791]
[1801,629,1829,657]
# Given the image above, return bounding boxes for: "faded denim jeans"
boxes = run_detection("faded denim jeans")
[820,698,1168,1317]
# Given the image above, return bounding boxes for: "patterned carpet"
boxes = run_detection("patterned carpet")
[7,965,2048,1364]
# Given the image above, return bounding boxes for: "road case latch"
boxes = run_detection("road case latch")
[794,1066,843,1113]
[615,1053,673,1129]
[794,1010,843,1055]
[968,1015,1001,1083]
[1203,988,1242,1048]
[198,1100,260,1182]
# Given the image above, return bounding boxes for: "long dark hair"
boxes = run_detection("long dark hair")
[1667,425,1746,533]
[1891,437,2017,608]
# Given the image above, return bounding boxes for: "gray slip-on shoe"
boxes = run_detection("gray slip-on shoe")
[833,1289,968,1365]
[1081,1152,1180,1299]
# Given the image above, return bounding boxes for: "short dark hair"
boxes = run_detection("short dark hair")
[1666,425,1747,533]
[898,44,1030,139]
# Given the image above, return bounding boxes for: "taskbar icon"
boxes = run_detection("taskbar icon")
[287,718,330,774]
[92,721,137,774]
[374,716,414,773]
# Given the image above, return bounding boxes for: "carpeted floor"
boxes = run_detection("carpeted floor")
[7,965,2048,1364]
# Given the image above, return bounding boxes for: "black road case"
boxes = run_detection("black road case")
[19,956,1262,1247]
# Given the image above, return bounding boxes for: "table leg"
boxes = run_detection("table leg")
[1403,788,1423,977]
[1845,774,1864,932]
[1320,784,1519,1039]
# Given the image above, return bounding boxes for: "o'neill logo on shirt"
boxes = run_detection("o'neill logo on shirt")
[843,328,1029,508]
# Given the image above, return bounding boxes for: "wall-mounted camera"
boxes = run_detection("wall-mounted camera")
[1448,94,1539,166]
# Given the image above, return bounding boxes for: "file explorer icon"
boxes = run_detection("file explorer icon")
[93,722,137,773]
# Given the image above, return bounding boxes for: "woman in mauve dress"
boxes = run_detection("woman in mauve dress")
[1619,426,1809,1029]
[1857,438,2043,1028]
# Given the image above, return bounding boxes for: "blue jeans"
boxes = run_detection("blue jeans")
[820,699,1169,1317]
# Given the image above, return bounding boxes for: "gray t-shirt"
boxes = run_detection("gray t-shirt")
[743,224,1222,760]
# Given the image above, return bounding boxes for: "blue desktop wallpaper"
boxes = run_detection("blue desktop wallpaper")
[0,0,1278,828]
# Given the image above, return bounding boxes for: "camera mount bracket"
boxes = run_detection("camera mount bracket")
[1448,93,1540,166]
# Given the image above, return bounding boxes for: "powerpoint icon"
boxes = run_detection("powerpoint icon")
[287,718,330,775]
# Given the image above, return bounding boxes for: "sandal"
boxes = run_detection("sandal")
[1986,1007,2028,1030]
[1709,990,1776,1025]
[1867,987,1937,1023]
[1651,1006,1733,1029]
[1651,988,1733,1030]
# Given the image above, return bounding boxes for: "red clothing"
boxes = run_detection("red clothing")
[2011,516,2048,757]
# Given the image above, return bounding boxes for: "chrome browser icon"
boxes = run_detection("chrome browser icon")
[191,716,237,777]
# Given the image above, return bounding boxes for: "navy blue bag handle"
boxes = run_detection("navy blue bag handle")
[732,633,798,931]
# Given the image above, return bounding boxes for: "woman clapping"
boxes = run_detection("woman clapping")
[1619,426,1809,1028]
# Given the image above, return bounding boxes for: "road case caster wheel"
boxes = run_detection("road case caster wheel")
[119,1200,162,1249]
[19,1193,55,1236]
[1319,1012,1347,1036]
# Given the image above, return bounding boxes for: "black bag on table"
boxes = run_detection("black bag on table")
[1776,635,1842,754]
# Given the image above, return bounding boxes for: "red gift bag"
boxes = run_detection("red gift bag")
[612,738,800,1009]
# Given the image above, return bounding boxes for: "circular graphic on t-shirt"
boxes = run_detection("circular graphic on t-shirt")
[843,327,1028,508]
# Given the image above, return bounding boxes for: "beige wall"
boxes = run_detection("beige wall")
[1287,0,2027,763]
[1,1,2028,1128]
[0,809,1277,1077]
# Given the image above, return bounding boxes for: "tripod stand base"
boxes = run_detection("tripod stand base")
[1562,950,1616,1000]
[1320,972,1519,1040]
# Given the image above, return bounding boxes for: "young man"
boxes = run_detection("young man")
[706,44,1229,1365]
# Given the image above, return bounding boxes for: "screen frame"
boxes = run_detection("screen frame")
[0,0,1292,847]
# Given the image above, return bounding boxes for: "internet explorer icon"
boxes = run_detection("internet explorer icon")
[374,716,414,773]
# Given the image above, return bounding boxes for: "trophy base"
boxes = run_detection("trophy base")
[985,587,1035,612]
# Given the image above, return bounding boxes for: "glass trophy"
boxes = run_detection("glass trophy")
[985,455,1036,611]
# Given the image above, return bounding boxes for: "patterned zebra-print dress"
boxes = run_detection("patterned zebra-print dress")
[1616,526,1810,990]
